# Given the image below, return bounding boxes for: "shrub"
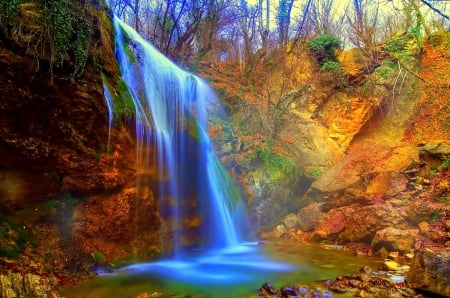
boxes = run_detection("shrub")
[320,61,341,71]
[307,34,342,63]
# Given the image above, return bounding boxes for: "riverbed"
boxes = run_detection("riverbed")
[61,242,384,297]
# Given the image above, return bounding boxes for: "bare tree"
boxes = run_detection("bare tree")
[346,0,383,67]
[276,0,295,46]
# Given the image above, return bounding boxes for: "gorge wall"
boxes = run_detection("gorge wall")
[0,3,160,279]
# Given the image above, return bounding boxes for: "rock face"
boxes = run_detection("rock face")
[0,273,61,298]
[406,250,450,296]
[0,4,160,277]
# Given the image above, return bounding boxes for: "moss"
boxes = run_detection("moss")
[102,74,135,123]
[115,79,135,120]
[252,147,298,182]
[0,216,37,259]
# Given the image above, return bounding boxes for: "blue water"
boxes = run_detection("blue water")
[61,242,383,297]
[105,16,301,296]
[113,17,247,255]
[102,82,114,153]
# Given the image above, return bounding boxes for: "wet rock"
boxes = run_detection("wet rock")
[72,187,161,262]
[272,224,287,238]
[366,171,408,198]
[311,209,345,241]
[258,282,278,296]
[0,274,61,298]
[372,227,418,252]
[406,250,450,296]
[282,213,299,229]
[280,285,298,297]
[339,203,405,242]
[297,203,324,232]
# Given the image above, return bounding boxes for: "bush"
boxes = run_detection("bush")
[320,61,341,71]
[307,34,342,63]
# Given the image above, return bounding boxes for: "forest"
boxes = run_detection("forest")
[0,0,449,297]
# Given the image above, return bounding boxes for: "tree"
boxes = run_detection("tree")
[346,0,383,67]
[276,0,295,46]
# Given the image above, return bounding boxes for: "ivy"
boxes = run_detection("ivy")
[40,0,93,79]
[0,0,21,35]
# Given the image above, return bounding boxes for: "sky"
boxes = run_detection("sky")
[246,0,450,30]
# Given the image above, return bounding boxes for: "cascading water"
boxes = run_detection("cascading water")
[108,15,293,287]
[113,17,244,254]
[102,82,114,153]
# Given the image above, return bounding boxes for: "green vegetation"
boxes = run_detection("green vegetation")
[41,0,93,78]
[91,251,104,263]
[429,210,443,222]
[430,155,450,177]
[115,79,135,120]
[308,168,322,177]
[0,216,37,258]
[118,26,137,64]
[307,34,342,63]
[0,0,20,33]
[320,61,346,89]
[320,61,341,71]
[253,147,298,181]
[384,30,422,66]
[0,0,94,79]
[437,197,449,205]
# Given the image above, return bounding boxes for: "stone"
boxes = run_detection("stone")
[366,172,408,198]
[339,203,405,242]
[406,250,450,296]
[258,282,278,295]
[10,273,25,297]
[276,224,288,237]
[372,227,418,252]
[311,209,345,241]
[407,201,436,223]
[282,213,298,229]
[297,203,324,232]
[300,140,419,209]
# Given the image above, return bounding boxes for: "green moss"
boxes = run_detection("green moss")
[308,168,322,177]
[429,211,443,222]
[0,216,37,259]
[91,251,104,263]
[253,147,298,182]
[102,74,135,123]
[115,79,135,120]
[116,25,137,64]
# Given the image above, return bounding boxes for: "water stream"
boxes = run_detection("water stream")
[113,17,244,254]
[61,15,387,298]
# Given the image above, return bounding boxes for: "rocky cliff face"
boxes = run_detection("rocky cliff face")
[0,4,160,282]
[202,34,450,296]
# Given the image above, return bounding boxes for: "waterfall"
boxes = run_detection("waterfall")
[112,17,244,255]
[102,82,114,154]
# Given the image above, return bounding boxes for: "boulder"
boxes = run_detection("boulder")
[372,227,418,252]
[311,209,346,241]
[366,172,408,198]
[282,213,298,229]
[300,140,419,209]
[339,203,406,242]
[406,250,450,296]
[297,203,324,232]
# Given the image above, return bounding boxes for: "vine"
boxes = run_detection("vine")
[40,0,93,80]
[0,0,21,36]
